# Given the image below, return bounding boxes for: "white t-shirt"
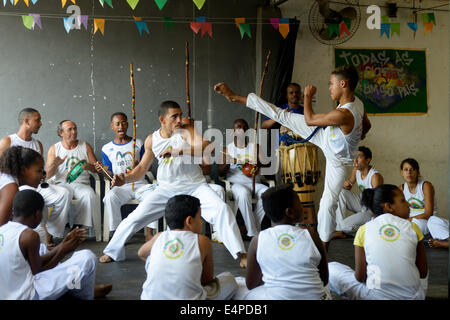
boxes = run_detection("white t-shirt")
[0,172,18,191]
[0,221,36,300]
[356,167,379,192]
[141,230,206,300]
[52,141,90,184]
[226,142,261,184]
[403,180,438,218]
[9,134,41,155]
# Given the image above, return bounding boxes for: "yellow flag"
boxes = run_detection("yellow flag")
[94,19,105,35]
[24,0,29,6]
[279,23,289,38]
[61,0,66,7]
[14,0,19,6]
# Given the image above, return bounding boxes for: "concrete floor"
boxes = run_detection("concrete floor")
[78,229,449,300]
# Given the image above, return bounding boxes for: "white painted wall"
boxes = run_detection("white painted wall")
[280,0,449,219]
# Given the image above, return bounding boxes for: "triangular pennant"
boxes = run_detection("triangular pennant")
[127,0,139,10]
[22,15,34,30]
[154,0,166,10]
[192,0,205,10]
[13,0,18,5]
[339,21,350,37]
[196,16,206,23]
[201,22,212,38]
[163,17,174,31]
[99,0,113,8]
[279,18,289,24]
[190,21,202,34]
[421,13,429,24]
[380,23,390,38]
[24,0,29,6]
[390,22,400,37]
[63,17,74,33]
[235,17,245,29]
[427,13,436,25]
[328,23,339,37]
[134,19,149,35]
[279,23,289,38]
[31,0,38,3]
[407,22,418,32]
[61,0,66,7]
[78,15,88,30]
[381,16,389,24]
[270,18,279,30]
[29,13,41,29]
[94,18,105,35]
[238,23,251,39]
[424,21,433,34]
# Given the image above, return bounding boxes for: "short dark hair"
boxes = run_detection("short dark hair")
[331,65,359,91]
[287,83,301,91]
[358,146,372,160]
[0,146,43,179]
[159,101,181,118]
[111,112,128,122]
[18,108,39,125]
[400,158,420,172]
[13,189,45,218]
[261,184,296,223]
[361,184,398,216]
[165,195,201,229]
[233,119,249,128]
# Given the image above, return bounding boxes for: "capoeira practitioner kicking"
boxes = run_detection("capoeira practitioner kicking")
[0,108,72,247]
[214,65,371,251]
[100,101,247,267]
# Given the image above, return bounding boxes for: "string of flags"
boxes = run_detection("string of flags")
[379,13,436,38]
[326,18,351,38]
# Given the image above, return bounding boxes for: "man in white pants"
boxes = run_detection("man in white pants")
[46,120,99,232]
[0,108,72,246]
[99,101,247,267]
[0,190,111,300]
[214,65,371,251]
[95,112,158,241]
[333,146,383,238]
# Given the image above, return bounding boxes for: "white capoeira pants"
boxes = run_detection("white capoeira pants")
[20,184,73,238]
[57,182,98,228]
[427,216,449,240]
[246,93,352,242]
[34,248,97,300]
[103,182,157,232]
[328,261,427,300]
[103,182,246,261]
[231,182,268,237]
[204,272,238,300]
[411,217,429,236]
[336,189,373,233]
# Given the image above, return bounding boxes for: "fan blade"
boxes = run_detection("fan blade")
[339,6,357,20]
[316,0,330,18]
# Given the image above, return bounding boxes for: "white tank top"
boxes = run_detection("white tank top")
[151,129,205,191]
[0,172,18,191]
[363,214,422,299]
[256,224,327,299]
[0,221,36,300]
[325,96,364,163]
[9,134,41,155]
[356,167,379,192]
[141,230,206,300]
[52,141,90,184]
[403,180,438,218]
[226,142,261,184]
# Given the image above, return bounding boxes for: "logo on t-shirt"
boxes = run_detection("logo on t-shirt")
[358,184,365,193]
[379,224,400,242]
[65,156,82,173]
[408,197,425,212]
[277,233,295,250]
[163,238,184,259]
[0,234,4,251]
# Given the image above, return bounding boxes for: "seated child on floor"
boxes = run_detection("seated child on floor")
[328,184,428,300]
[139,194,237,300]
[239,183,330,300]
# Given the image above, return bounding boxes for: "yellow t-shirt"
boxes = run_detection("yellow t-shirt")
[354,221,424,247]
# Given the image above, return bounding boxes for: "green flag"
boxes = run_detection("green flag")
[22,15,34,30]
[163,17,174,31]
[238,23,251,39]
[390,23,400,37]
[328,23,339,37]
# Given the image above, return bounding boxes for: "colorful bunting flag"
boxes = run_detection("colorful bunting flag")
[154,0,166,10]
[328,23,339,37]
[190,22,202,34]
[390,22,400,37]
[31,0,38,3]
[29,13,41,29]
[94,18,105,35]
[134,17,149,35]
[163,17,174,31]
[380,23,390,38]
[279,23,289,38]
[78,15,88,30]
[407,22,418,32]
[424,21,433,34]
[381,16,389,24]
[201,22,212,38]
[238,23,251,39]
[22,15,34,30]
[14,0,18,5]
[193,0,205,10]
[24,0,29,6]
[63,17,74,33]
[421,13,429,25]
[339,21,350,37]
[427,13,436,25]
[196,16,206,23]
[270,18,279,30]
[127,0,139,10]
[99,0,113,8]
[234,18,245,29]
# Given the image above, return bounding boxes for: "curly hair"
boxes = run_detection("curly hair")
[0,146,43,179]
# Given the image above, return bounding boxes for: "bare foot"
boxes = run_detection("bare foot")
[213,83,239,102]
[99,254,114,263]
[145,228,154,242]
[94,284,113,299]
[428,238,449,249]
[331,231,347,240]
[239,253,247,268]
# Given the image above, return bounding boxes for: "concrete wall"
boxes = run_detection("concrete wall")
[280,0,449,218]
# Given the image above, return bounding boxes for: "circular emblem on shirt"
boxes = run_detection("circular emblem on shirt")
[379,224,400,242]
[358,184,365,193]
[408,197,424,211]
[277,233,295,250]
[163,238,184,259]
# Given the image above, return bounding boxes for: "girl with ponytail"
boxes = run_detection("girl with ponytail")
[0,146,44,225]
[328,184,428,300]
